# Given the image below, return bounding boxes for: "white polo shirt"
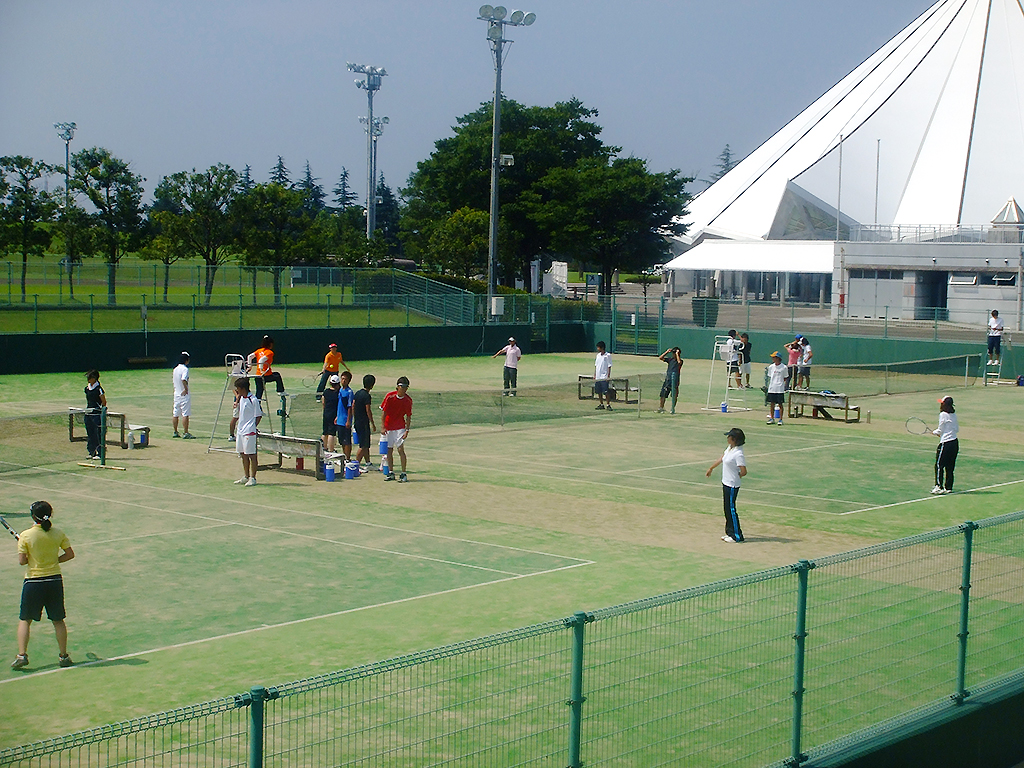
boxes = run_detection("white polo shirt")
[501,344,522,368]
[989,316,1004,337]
[721,445,746,488]
[236,393,263,436]
[172,363,190,397]
[767,362,789,393]
[595,352,612,380]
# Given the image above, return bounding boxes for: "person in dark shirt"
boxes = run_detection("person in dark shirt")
[657,347,683,413]
[740,333,753,388]
[83,370,107,459]
[321,375,340,452]
[353,375,377,473]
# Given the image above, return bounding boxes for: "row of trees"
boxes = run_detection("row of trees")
[1,97,695,304]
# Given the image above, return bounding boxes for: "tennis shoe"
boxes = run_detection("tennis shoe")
[398,473,408,483]
[172,432,181,438]
[776,420,783,426]
[384,473,396,481]
[595,404,605,410]
[234,477,248,485]
[941,488,952,494]
[721,535,737,543]
[930,485,942,495]
[10,654,28,670]
[182,433,195,440]
[606,405,612,411]
[766,417,775,424]
[657,408,666,413]
[226,435,235,441]
[58,654,73,668]
[244,477,257,487]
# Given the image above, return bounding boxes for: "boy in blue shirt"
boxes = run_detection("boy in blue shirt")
[335,371,355,463]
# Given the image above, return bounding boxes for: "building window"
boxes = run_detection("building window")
[949,273,977,286]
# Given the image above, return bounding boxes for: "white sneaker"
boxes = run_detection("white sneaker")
[234,477,248,485]
[930,485,942,495]
[245,477,257,487]
[766,418,775,424]
[721,535,737,543]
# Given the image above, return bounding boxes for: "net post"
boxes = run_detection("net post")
[953,521,978,704]
[99,406,107,466]
[566,611,590,768]
[788,559,813,766]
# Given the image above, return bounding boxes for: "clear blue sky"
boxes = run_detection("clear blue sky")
[0,1,932,204]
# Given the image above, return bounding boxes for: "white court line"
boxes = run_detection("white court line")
[0,558,593,686]
[77,523,235,547]
[0,464,587,564]
[840,478,1024,515]
[0,478,550,577]
[614,442,853,473]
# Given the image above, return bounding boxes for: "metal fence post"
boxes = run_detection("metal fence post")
[33,295,38,333]
[406,295,411,326]
[567,611,591,768]
[327,294,331,328]
[248,686,266,768]
[238,293,243,331]
[934,307,939,341]
[192,295,196,331]
[283,294,288,329]
[89,294,94,332]
[788,559,813,767]
[884,307,888,338]
[954,521,978,704]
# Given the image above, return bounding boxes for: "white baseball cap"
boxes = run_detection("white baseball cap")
[329,374,341,385]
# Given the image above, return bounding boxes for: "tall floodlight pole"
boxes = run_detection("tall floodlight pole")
[478,5,536,319]
[53,122,76,214]
[348,63,387,239]
[360,115,389,203]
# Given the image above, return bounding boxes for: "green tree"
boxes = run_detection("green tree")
[70,147,146,305]
[523,156,690,295]
[239,165,255,193]
[0,156,58,302]
[427,207,489,278]
[232,182,310,304]
[709,144,739,182]
[269,156,291,187]
[147,164,239,304]
[300,161,325,214]
[375,174,401,254]
[402,98,612,285]
[50,192,96,300]
[332,167,358,211]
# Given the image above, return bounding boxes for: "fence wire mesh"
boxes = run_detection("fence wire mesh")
[263,621,570,767]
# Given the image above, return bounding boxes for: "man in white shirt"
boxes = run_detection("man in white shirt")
[988,310,1004,365]
[797,337,813,390]
[765,351,788,425]
[171,352,194,439]
[594,341,613,410]
[492,337,523,396]
[725,330,742,390]
[233,378,263,487]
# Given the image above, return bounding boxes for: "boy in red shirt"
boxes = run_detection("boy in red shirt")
[379,376,412,483]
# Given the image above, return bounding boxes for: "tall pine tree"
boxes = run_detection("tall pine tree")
[299,160,325,213]
[239,165,255,192]
[269,156,291,187]
[332,167,358,211]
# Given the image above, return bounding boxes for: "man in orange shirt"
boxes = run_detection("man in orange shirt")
[247,335,286,400]
[316,343,351,401]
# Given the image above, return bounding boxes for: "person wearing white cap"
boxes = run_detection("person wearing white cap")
[492,337,522,396]
[321,374,341,452]
[765,351,788,425]
[172,352,194,439]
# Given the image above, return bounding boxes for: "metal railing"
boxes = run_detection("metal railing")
[3,511,1022,768]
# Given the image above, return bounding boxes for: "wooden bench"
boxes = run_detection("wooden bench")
[257,431,328,480]
[68,409,150,449]
[787,391,861,423]
[577,375,639,404]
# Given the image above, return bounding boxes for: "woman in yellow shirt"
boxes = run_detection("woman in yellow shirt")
[12,501,75,670]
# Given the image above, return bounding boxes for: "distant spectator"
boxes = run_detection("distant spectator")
[83,370,106,460]
[172,352,194,439]
[784,336,803,390]
[594,342,613,410]
[797,336,813,390]
[988,310,1004,366]
[739,333,753,388]
[657,347,683,413]
[492,337,523,396]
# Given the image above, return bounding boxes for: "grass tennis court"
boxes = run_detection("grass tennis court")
[1,351,1023,749]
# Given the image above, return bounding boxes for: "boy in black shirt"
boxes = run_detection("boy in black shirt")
[353,375,377,473]
[83,370,107,459]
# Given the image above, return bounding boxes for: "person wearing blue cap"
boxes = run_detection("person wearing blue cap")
[706,428,747,543]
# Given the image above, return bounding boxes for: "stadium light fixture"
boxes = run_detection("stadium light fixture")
[477,7,536,318]
[347,62,387,240]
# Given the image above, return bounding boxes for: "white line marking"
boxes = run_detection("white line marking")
[0,559,594,685]
[0,478,561,576]
[76,523,235,547]
[842,478,1024,514]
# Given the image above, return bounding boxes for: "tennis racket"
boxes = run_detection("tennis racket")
[302,373,320,389]
[0,515,19,540]
[905,416,931,435]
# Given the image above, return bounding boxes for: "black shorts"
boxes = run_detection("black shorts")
[798,366,811,377]
[989,336,1001,354]
[354,423,370,449]
[338,425,352,446]
[594,380,610,395]
[766,392,785,405]
[728,362,740,373]
[20,575,66,622]
[322,419,337,437]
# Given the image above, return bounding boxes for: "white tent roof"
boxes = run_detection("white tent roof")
[679,0,1024,245]
[664,240,835,274]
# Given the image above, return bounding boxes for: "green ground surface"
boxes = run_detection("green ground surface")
[0,352,1022,749]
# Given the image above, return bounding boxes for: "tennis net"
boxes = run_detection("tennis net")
[274,378,645,438]
[797,354,982,398]
[0,412,88,475]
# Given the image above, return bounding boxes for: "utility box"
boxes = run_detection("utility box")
[490,296,505,316]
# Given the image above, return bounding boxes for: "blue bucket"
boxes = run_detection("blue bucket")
[344,461,359,479]
[324,462,336,482]
[721,402,728,413]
